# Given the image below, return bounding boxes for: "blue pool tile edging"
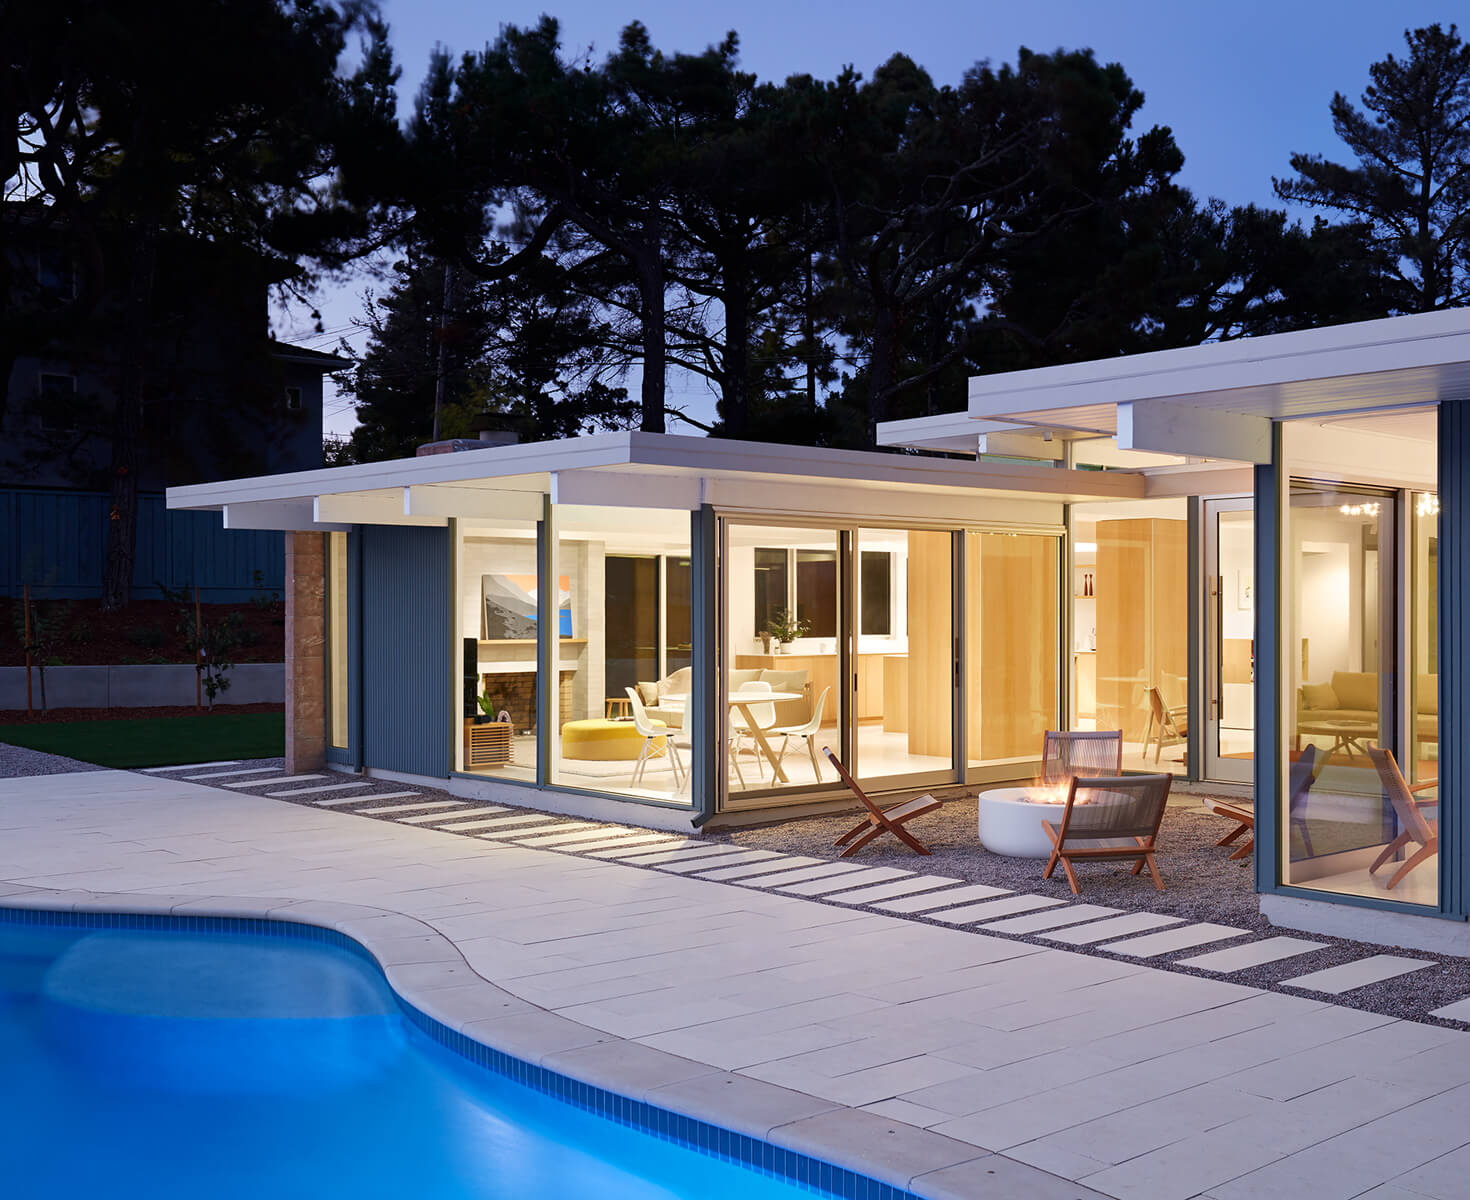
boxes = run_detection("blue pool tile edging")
[0,906,922,1200]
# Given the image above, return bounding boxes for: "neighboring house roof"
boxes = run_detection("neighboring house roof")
[269,341,352,370]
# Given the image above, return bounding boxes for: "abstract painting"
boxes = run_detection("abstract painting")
[482,573,572,639]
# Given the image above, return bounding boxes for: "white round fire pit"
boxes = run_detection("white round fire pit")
[976,786,1068,858]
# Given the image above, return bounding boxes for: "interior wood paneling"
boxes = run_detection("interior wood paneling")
[972,533,1059,760]
[906,531,953,758]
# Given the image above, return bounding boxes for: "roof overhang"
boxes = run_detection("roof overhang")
[169,432,1150,533]
[962,309,1470,463]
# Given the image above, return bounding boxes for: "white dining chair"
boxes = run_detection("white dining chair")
[730,680,777,782]
[626,687,683,787]
[771,686,830,783]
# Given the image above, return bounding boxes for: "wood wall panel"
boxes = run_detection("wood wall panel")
[906,531,953,758]
[973,533,1059,760]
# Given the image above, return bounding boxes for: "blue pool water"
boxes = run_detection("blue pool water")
[0,920,841,1199]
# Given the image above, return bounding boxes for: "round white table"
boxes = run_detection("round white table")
[977,786,1064,858]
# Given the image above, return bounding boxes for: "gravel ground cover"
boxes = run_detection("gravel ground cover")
[101,764,1470,1030]
[0,742,109,777]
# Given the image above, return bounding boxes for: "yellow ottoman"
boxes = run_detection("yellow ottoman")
[560,718,663,761]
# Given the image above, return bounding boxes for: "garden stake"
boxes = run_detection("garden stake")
[195,585,202,711]
[23,584,32,718]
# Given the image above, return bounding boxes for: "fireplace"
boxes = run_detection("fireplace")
[477,671,574,733]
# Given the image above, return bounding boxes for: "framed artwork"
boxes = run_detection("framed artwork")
[482,573,572,639]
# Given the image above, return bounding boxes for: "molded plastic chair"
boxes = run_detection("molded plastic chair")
[730,680,778,783]
[1041,730,1123,787]
[823,748,941,857]
[626,687,683,788]
[1042,773,1172,895]
[1367,747,1439,891]
[772,686,831,783]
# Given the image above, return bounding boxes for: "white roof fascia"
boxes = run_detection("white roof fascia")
[222,500,348,533]
[168,430,1146,519]
[967,309,1470,421]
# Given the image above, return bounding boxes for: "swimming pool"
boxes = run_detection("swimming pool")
[0,912,897,1199]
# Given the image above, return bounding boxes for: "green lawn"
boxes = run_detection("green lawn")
[0,712,284,768]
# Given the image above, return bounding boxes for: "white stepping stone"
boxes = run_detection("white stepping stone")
[398,807,504,824]
[695,855,824,881]
[586,839,701,859]
[142,761,238,772]
[777,867,911,896]
[315,790,420,806]
[184,766,281,781]
[872,884,1012,914]
[1101,922,1250,958]
[270,782,376,798]
[429,807,511,823]
[564,834,677,853]
[458,813,562,830]
[1042,912,1182,945]
[1430,996,1470,1021]
[518,827,649,848]
[658,850,782,873]
[1283,955,1434,995]
[224,774,320,788]
[1177,936,1327,973]
[981,904,1121,934]
[357,799,465,814]
[824,876,967,905]
[480,821,597,840]
[928,894,1067,924]
[734,861,873,889]
[617,844,750,866]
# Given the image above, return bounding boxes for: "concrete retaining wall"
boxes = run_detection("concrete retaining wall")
[0,663,284,710]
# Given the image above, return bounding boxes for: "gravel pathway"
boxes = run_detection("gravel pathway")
[0,741,109,777]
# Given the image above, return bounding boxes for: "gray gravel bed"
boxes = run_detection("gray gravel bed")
[125,767,1470,1030]
[0,741,110,778]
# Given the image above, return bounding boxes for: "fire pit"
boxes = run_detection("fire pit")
[976,785,1071,858]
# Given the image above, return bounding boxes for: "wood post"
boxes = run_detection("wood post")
[195,585,203,711]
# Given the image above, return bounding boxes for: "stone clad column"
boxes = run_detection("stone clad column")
[284,532,327,773]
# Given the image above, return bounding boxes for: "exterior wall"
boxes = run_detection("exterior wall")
[284,532,327,774]
[0,487,283,600]
[0,663,282,709]
[360,525,451,779]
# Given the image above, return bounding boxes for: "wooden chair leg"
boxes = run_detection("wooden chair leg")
[834,817,870,847]
[1227,837,1254,861]
[1387,840,1438,890]
[1369,831,1413,875]
[890,820,932,856]
[840,823,885,858]
[1216,822,1250,847]
[1144,852,1164,890]
[1058,854,1082,895]
[1296,819,1315,858]
[1043,848,1060,879]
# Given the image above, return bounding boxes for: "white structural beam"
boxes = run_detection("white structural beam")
[549,469,703,510]
[223,501,348,532]
[1283,421,1436,490]
[977,431,1063,461]
[313,492,445,527]
[1117,398,1272,464]
[404,485,543,522]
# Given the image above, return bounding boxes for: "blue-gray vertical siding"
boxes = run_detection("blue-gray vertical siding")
[1253,427,1283,897]
[1440,404,1465,917]
[1,487,282,600]
[360,524,451,779]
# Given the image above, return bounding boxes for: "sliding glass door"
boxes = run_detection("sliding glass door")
[1204,497,1254,783]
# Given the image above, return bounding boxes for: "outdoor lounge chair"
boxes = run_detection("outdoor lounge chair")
[823,747,940,857]
[1041,730,1122,786]
[1143,687,1188,764]
[1210,743,1320,861]
[1042,773,1172,895]
[1367,747,1439,891]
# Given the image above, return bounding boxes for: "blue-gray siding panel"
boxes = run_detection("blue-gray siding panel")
[359,524,450,779]
[0,487,282,601]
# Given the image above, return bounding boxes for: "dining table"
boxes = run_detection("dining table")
[663,691,803,784]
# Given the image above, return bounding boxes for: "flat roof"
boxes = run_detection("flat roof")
[963,308,1470,435]
[168,432,1147,532]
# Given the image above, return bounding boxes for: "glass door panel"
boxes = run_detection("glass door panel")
[853,528,955,788]
[1204,499,1254,783]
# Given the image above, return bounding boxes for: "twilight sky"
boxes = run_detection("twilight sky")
[292,0,1458,435]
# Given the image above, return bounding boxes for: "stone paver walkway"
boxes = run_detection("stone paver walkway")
[7,766,1470,1198]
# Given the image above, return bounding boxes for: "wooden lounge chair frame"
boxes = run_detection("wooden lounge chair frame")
[1142,687,1188,764]
[1367,747,1439,891]
[823,747,940,857]
[1042,773,1172,895]
[1209,743,1320,861]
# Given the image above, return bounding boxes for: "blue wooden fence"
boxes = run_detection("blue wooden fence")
[0,488,283,601]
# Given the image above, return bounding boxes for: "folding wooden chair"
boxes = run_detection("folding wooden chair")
[1367,747,1439,891]
[823,748,941,857]
[1042,774,1172,895]
[1209,743,1320,861]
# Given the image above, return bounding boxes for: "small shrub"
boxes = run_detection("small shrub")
[127,625,167,649]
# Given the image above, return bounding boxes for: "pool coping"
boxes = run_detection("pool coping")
[0,882,1091,1200]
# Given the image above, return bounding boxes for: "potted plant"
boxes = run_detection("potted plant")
[767,609,808,654]
[474,693,500,724]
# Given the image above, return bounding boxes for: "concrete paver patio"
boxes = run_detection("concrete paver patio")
[5,768,1470,1199]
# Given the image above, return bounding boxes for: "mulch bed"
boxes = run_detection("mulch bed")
[0,703,284,724]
